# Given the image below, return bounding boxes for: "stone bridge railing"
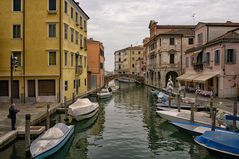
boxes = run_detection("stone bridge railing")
[104,74,145,85]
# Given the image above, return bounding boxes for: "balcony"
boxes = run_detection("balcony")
[75,65,83,75]
[193,63,203,72]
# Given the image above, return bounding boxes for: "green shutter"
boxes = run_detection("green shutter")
[225,49,228,64]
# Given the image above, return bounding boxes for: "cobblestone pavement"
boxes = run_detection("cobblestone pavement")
[0,102,59,138]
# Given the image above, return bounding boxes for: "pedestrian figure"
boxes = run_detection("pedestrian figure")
[9,104,19,130]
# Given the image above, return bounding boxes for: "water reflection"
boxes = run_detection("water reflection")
[0,83,216,159]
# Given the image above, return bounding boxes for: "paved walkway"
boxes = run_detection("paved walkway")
[0,102,60,138]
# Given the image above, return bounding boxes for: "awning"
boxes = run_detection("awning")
[177,73,201,82]
[193,72,219,83]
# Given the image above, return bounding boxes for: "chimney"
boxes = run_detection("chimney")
[76,2,79,6]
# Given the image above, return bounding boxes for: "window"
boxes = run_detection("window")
[100,63,104,69]
[226,49,237,64]
[84,37,87,49]
[75,12,78,23]
[84,78,86,86]
[80,34,83,48]
[75,31,79,44]
[169,38,175,45]
[132,64,135,68]
[13,52,21,66]
[48,0,56,11]
[64,1,67,14]
[13,25,21,38]
[198,33,203,45]
[203,52,210,65]
[170,54,175,64]
[71,53,74,66]
[80,55,82,65]
[214,50,220,65]
[80,16,83,27]
[64,24,68,39]
[84,20,87,31]
[64,51,68,66]
[159,38,161,46]
[132,51,134,55]
[13,0,21,11]
[71,7,73,19]
[48,23,56,38]
[119,58,121,62]
[132,57,135,61]
[49,51,56,65]
[188,38,194,45]
[84,56,86,67]
[138,51,140,54]
[64,81,68,91]
[70,28,74,42]
[186,57,189,67]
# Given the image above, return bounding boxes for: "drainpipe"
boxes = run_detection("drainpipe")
[180,35,183,74]
[59,0,62,103]
[23,0,26,103]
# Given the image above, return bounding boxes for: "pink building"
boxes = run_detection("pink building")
[178,22,239,98]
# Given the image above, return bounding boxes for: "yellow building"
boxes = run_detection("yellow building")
[0,0,89,103]
[115,45,143,75]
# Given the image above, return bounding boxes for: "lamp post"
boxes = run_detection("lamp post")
[10,55,18,105]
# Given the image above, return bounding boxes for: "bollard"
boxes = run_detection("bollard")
[46,104,50,130]
[25,114,31,153]
[190,103,194,123]
[176,94,181,112]
[168,96,171,108]
[209,96,213,118]
[183,88,186,98]
[211,108,217,131]
[72,92,75,102]
[233,102,238,131]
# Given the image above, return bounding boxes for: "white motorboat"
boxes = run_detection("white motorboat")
[108,80,119,92]
[30,123,74,159]
[117,78,135,83]
[68,98,99,121]
[97,88,112,98]
[156,109,212,126]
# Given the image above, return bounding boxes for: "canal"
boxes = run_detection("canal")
[0,83,216,159]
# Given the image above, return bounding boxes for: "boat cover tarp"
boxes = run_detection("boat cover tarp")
[195,131,239,155]
[68,98,98,117]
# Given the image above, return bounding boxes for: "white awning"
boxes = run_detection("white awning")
[177,73,201,82]
[193,72,219,83]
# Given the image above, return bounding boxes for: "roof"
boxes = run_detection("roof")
[186,28,239,53]
[158,28,195,36]
[157,25,195,29]
[196,21,239,28]
[114,45,143,53]
[72,0,90,20]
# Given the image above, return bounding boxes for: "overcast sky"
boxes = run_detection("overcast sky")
[77,0,239,71]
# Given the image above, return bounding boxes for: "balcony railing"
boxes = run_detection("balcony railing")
[193,63,203,72]
[75,65,83,75]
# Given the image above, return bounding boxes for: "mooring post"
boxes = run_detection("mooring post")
[64,96,67,119]
[211,107,217,131]
[168,95,171,108]
[72,92,75,103]
[176,94,181,112]
[46,104,50,130]
[183,88,186,98]
[233,102,238,131]
[209,96,213,118]
[190,103,194,123]
[25,114,31,153]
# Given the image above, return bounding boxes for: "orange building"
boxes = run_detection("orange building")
[87,38,105,90]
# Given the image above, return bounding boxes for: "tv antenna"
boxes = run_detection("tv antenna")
[192,13,196,25]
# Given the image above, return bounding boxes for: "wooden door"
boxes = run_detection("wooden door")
[28,80,35,97]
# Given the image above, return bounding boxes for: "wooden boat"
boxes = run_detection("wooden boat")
[30,123,74,159]
[195,131,239,159]
[68,98,99,121]
[108,81,119,92]
[97,88,112,98]
[171,121,228,136]
[156,109,211,126]
[156,102,205,111]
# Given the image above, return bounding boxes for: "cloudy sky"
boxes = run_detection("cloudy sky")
[77,0,239,71]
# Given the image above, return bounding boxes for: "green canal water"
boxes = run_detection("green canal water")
[0,83,216,159]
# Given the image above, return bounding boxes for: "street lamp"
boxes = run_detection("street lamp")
[10,55,18,105]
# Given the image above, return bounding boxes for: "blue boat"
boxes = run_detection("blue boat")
[171,121,230,136]
[195,131,239,159]
[30,123,74,159]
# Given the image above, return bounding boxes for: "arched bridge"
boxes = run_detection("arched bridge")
[104,74,145,85]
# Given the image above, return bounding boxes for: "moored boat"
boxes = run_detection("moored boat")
[195,131,239,159]
[68,98,99,121]
[117,78,135,83]
[171,121,228,136]
[156,102,205,111]
[97,88,112,98]
[30,123,74,159]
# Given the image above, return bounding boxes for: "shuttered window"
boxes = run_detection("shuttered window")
[38,80,55,96]
[49,51,56,65]
[0,81,9,96]
[226,49,237,64]
[49,0,56,11]
[214,50,220,65]
[13,0,21,11]
[48,23,56,38]
[13,25,21,38]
